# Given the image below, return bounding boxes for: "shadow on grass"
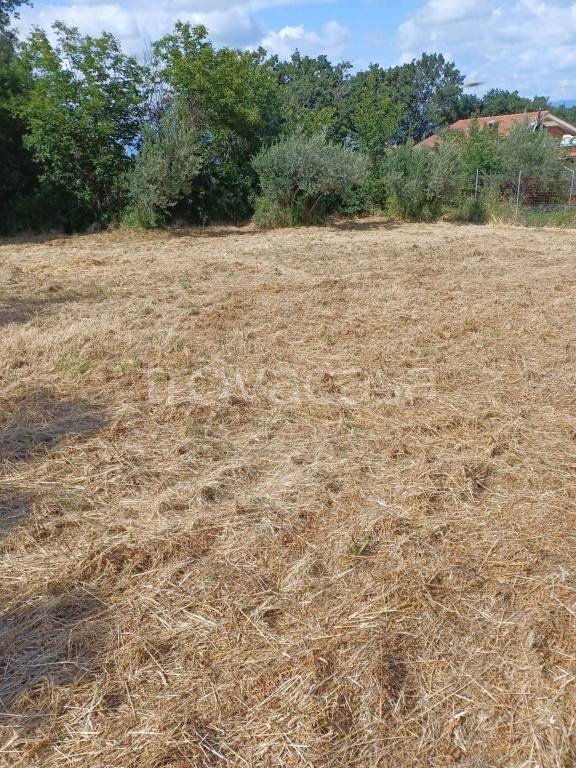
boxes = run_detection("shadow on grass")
[164,217,402,239]
[0,288,100,329]
[329,218,401,232]
[190,218,403,237]
[0,392,111,735]
[0,306,30,326]
[0,389,108,464]
[0,491,34,538]
[0,217,403,249]
[0,229,101,248]
[0,589,106,732]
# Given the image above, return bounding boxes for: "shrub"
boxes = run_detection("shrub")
[429,140,467,208]
[521,207,576,228]
[125,102,202,228]
[443,120,503,178]
[3,183,91,234]
[364,156,389,210]
[454,196,488,224]
[498,121,566,179]
[252,133,368,227]
[252,196,294,228]
[380,140,465,221]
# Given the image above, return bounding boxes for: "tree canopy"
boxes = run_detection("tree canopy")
[0,11,573,234]
[0,0,28,29]
[17,22,148,223]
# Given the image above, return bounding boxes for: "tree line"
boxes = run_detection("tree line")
[1,0,575,232]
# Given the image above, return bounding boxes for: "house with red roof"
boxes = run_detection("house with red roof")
[415,111,576,161]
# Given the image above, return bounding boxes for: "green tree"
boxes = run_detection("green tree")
[0,0,28,29]
[380,54,465,143]
[0,0,40,232]
[17,23,148,225]
[153,24,280,144]
[347,65,406,156]
[152,23,282,221]
[0,32,39,231]
[126,100,202,228]
[269,51,352,139]
[554,103,576,126]
[252,133,367,226]
[480,89,550,116]
[455,93,482,119]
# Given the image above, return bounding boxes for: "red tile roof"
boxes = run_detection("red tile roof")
[450,111,545,136]
[416,134,443,149]
[414,111,576,161]
[415,111,548,149]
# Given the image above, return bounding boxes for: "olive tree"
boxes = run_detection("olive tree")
[125,101,202,227]
[252,133,368,226]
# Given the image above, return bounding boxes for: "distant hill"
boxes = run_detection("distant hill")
[552,99,576,108]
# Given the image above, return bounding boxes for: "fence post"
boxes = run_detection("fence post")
[515,170,522,216]
[474,168,479,200]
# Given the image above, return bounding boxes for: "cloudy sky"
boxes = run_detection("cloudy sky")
[16,0,576,100]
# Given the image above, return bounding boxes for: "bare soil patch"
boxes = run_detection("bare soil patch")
[1,219,576,766]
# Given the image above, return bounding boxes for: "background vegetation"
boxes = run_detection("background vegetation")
[1,0,575,233]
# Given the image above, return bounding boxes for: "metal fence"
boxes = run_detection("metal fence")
[472,166,576,215]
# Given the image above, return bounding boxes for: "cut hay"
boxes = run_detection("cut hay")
[0,219,576,766]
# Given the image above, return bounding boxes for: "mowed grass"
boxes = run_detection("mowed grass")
[1,219,576,767]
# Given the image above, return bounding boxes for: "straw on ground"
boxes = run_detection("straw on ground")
[1,219,575,767]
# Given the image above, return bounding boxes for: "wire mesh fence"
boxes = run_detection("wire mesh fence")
[472,166,576,216]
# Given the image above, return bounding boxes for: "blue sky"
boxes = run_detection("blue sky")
[17,0,576,100]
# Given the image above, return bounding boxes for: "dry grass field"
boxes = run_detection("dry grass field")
[1,219,576,767]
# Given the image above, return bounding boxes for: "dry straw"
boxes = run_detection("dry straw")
[0,219,575,767]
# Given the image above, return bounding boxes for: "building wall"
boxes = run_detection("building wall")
[546,125,568,138]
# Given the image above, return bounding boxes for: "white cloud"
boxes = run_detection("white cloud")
[16,1,266,51]
[261,20,350,59]
[419,0,480,23]
[16,0,342,58]
[398,0,576,99]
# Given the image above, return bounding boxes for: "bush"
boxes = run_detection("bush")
[379,140,465,221]
[453,196,488,224]
[430,140,467,208]
[3,183,91,234]
[251,133,368,227]
[252,196,294,228]
[364,156,389,211]
[521,207,576,228]
[443,120,503,178]
[498,122,566,178]
[125,102,202,228]
[384,146,436,220]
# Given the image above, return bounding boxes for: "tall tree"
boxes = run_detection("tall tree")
[381,53,465,143]
[554,103,576,125]
[153,24,281,145]
[269,51,352,139]
[152,23,282,221]
[0,0,27,29]
[0,0,38,232]
[480,89,550,116]
[17,23,148,224]
[346,65,405,156]
[455,93,482,119]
